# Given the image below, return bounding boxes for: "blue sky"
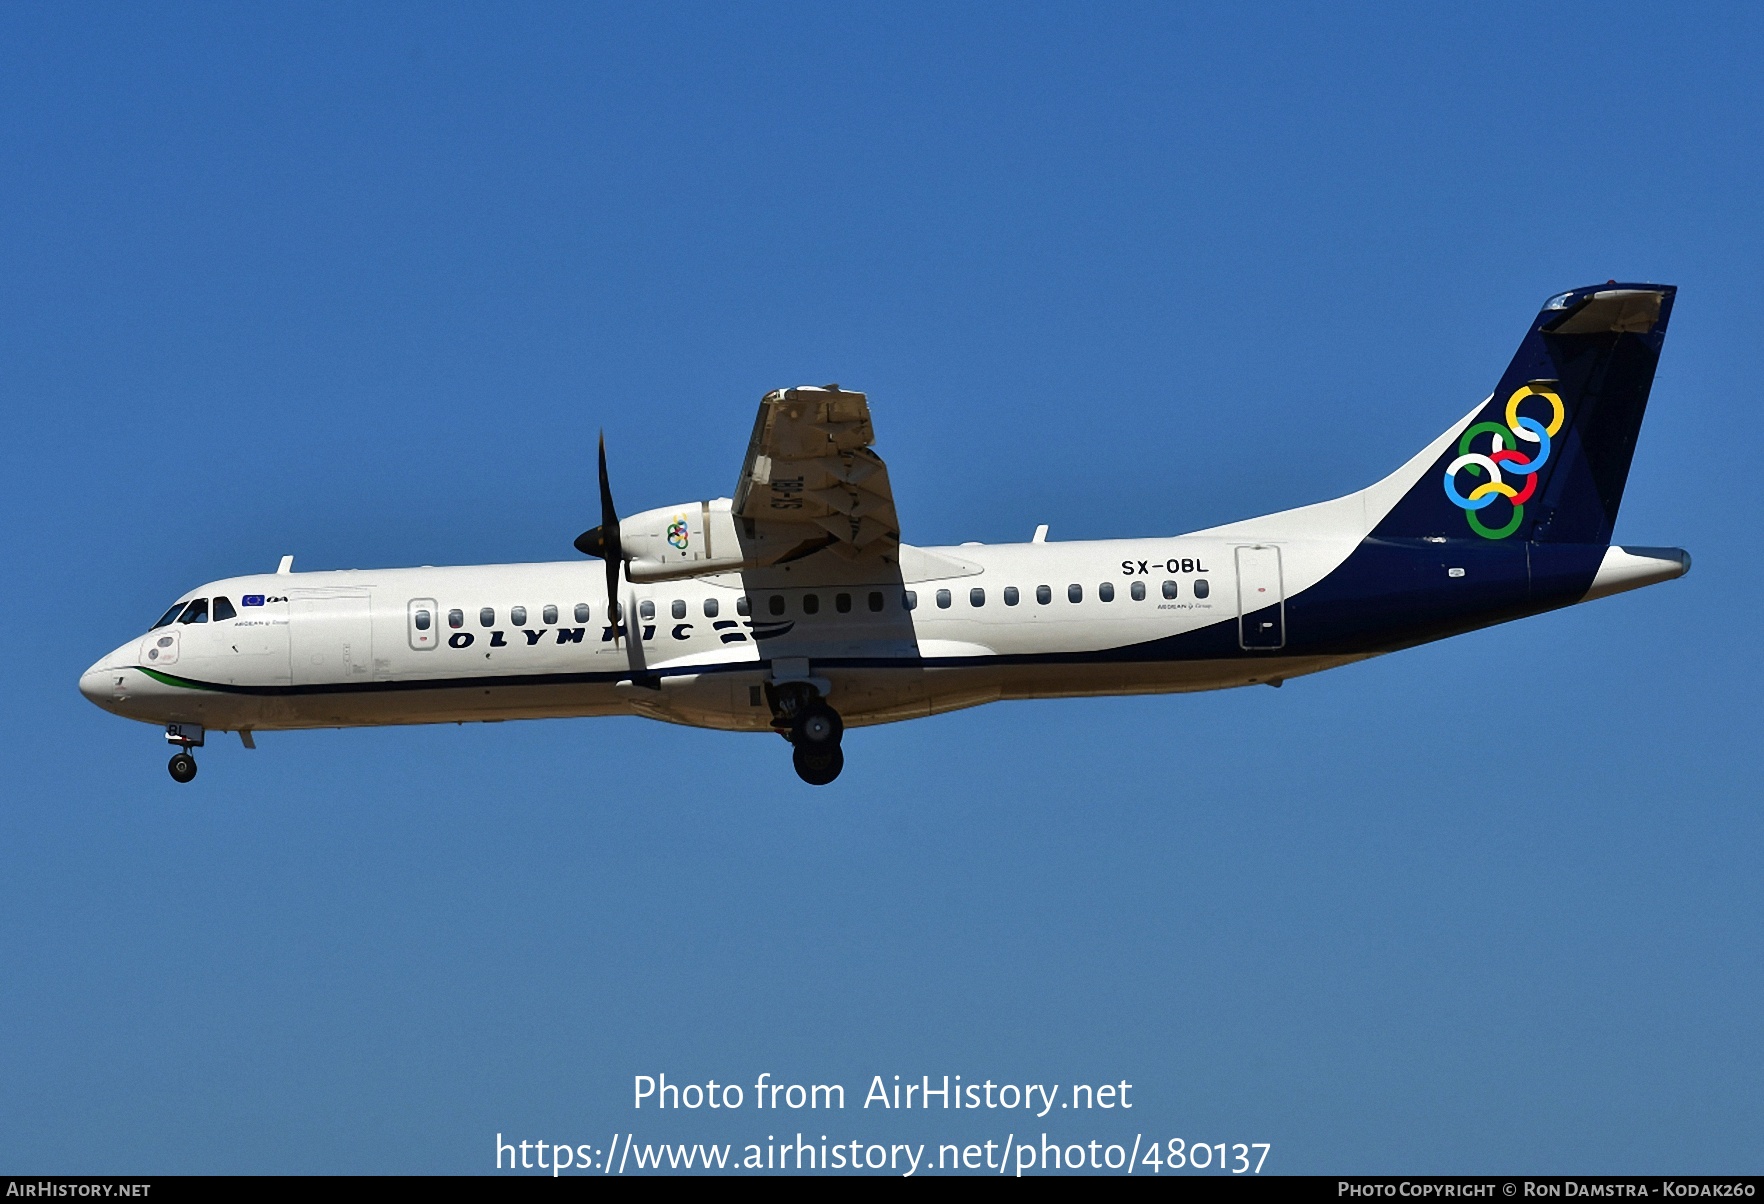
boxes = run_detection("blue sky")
[2,3,1760,1174]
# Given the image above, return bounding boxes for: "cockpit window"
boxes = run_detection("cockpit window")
[212,596,237,621]
[152,602,187,629]
[177,598,209,624]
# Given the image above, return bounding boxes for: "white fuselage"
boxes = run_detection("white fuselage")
[79,533,1367,738]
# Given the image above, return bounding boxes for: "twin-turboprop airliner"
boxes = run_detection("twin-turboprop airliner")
[81,283,1689,785]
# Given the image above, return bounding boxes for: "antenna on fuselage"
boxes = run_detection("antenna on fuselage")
[276,555,294,574]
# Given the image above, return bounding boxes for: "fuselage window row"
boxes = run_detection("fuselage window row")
[447,604,592,630]
[194,575,1205,649]
[425,574,1208,647]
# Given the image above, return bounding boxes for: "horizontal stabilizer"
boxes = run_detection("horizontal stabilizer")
[1583,545,1690,602]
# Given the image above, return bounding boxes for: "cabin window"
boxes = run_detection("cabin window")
[769,595,785,616]
[1131,581,1146,601]
[211,596,238,621]
[1004,586,1019,606]
[737,596,751,617]
[152,602,187,629]
[448,609,464,629]
[703,598,719,618]
[836,593,852,613]
[574,603,590,623]
[480,607,495,627]
[868,591,884,612]
[1194,578,1210,599]
[1099,583,1115,602]
[1036,585,1051,605]
[936,589,951,609]
[904,591,918,610]
[671,599,687,620]
[970,587,985,607]
[511,605,527,626]
[1163,580,1178,600]
[543,604,558,625]
[803,594,820,615]
[414,609,432,631]
[178,598,209,624]
[1068,584,1083,603]
[639,599,655,621]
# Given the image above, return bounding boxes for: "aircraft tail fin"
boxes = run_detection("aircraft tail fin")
[1371,283,1676,545]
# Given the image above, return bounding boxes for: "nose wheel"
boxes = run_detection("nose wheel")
[163,722,204,784]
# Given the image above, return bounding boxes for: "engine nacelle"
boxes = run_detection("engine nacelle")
[620,499,747,582]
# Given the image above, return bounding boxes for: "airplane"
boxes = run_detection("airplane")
[80,282,1689,786]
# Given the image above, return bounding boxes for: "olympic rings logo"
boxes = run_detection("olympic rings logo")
[1442,384,1565,539]
[666,515,691,550]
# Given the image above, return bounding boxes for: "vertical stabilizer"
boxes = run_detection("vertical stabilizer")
[1373,284,1675,545]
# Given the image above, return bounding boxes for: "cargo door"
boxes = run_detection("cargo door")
[291,594,374,686]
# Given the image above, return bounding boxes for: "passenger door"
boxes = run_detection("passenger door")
[1235,545,1285,650]
[408,598,439,651]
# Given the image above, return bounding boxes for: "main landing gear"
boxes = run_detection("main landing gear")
[165,722,203,784]
[769,683,845,786]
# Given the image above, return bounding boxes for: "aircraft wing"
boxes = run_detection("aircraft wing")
[732,385,901,562]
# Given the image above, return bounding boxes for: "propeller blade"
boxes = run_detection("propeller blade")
[596,434,620,545]
[596,432,623,645]
[573,435,625,555]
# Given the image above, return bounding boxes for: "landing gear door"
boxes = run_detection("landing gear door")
[1235,545,1285,650]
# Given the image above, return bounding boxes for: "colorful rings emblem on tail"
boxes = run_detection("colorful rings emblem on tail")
[1442,384,1565,539]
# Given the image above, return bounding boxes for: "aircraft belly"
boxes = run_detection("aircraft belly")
[985,654,1365,699]
[822,666,934,726]
[207,680,630,731]
[617,670,773,732]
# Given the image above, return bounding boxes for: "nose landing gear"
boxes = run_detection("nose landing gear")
[768,682,845,786]
[168,751,198,783]
[164,722,204,784]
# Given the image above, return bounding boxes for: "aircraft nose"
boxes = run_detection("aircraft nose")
[79,663,111,704]
[79,646,132,708]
